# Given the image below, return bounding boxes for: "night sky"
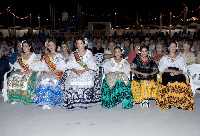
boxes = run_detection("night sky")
[0,0,200,27]
[1,0,199,15]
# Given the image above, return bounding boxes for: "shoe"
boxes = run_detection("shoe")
[11,101,17,105]
[140,100,149,108]
[42,105,51,110]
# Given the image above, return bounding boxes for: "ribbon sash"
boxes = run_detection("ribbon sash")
[18,57,30,72]
[43,54,63,79]
[73,51,88,68]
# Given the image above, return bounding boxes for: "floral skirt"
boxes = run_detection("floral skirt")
[33,72,63,106]
[157,82,194,111]
[7,70,38,104]
[101,78,133,109]
[131,80,159,103]
[61,69,102,109]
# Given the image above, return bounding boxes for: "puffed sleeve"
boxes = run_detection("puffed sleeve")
[151,59,159,74]
[178,56,187,74]
[158,56,167,73]
[123,60,131,78]
[29,53,49,71]
[102,59,111,75]
[55,53,66,71]
[13,59,21,70]
[85,50,98,71]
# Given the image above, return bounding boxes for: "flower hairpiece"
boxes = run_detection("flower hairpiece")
[116,45,125,54]
[84,37,88,46]
[176,42,179,49]
[20,40,27,48]
[121,47,125,54]
[61,42,68,48]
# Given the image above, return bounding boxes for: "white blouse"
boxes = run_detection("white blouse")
[13,53,47,71]
[64,50,97,88]
[51,53,66,71]
[102,58,131,78]
[159,54,187,74]
[66,49,97,71]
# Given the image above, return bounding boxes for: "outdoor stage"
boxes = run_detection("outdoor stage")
[0,95,200,136]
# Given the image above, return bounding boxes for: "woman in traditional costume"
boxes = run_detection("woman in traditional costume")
[4,40,42,104]
[61,37,100,109]
[101,46,133,109]
[159,42,187,86]
[158,42,194,110]
[131,46,159,108]
[34,40,66,110]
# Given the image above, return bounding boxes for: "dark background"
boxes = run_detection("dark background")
[0,0,200,28]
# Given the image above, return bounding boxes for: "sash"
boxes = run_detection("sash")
[73,51,88,69]
[43,54,63,79]
[17,57,30,72]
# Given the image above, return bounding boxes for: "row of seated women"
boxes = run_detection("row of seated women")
[2,39,194,111]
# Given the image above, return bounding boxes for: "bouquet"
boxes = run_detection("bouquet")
[73,51,88,69]
[18,57,30,73]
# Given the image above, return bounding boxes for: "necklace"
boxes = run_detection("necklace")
[141,56,148,64]
[169,54,177,62]
[22,52,32,61]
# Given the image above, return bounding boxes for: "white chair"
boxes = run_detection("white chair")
[187,64,200,95]
[94,53,104,66]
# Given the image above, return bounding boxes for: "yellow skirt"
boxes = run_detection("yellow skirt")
[131,80,159,103]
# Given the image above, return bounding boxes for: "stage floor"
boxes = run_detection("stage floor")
[0,95,200,136]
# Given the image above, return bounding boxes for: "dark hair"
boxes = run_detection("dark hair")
[169,41,177,46]
[75,36,85,44]
[167,41,178,53]
[73,36,87,51]
[113,46,124,58]
[139,45,149,52]
[114,46,123,52]
[48,38,57,45]
[21,40,34,53]
[46,39,58,52]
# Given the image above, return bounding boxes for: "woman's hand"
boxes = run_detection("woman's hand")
[21,69,32,75]
[72,69,87,75]
[173,70,182,75]
[165,68,174,73]
[53,70,62,74]
[142,73,149,78]
[169,70,182,76]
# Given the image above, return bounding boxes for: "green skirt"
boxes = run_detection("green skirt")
[7,70,38,104]
[101,78,133,109]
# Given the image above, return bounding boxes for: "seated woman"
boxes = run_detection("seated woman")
[34,40,66,110]
[61,37,100,109]
[159,42,187,86]
[101,46,133,109]
[4,40,43,104]
[158,42,194,110]
[131,46,159,108]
